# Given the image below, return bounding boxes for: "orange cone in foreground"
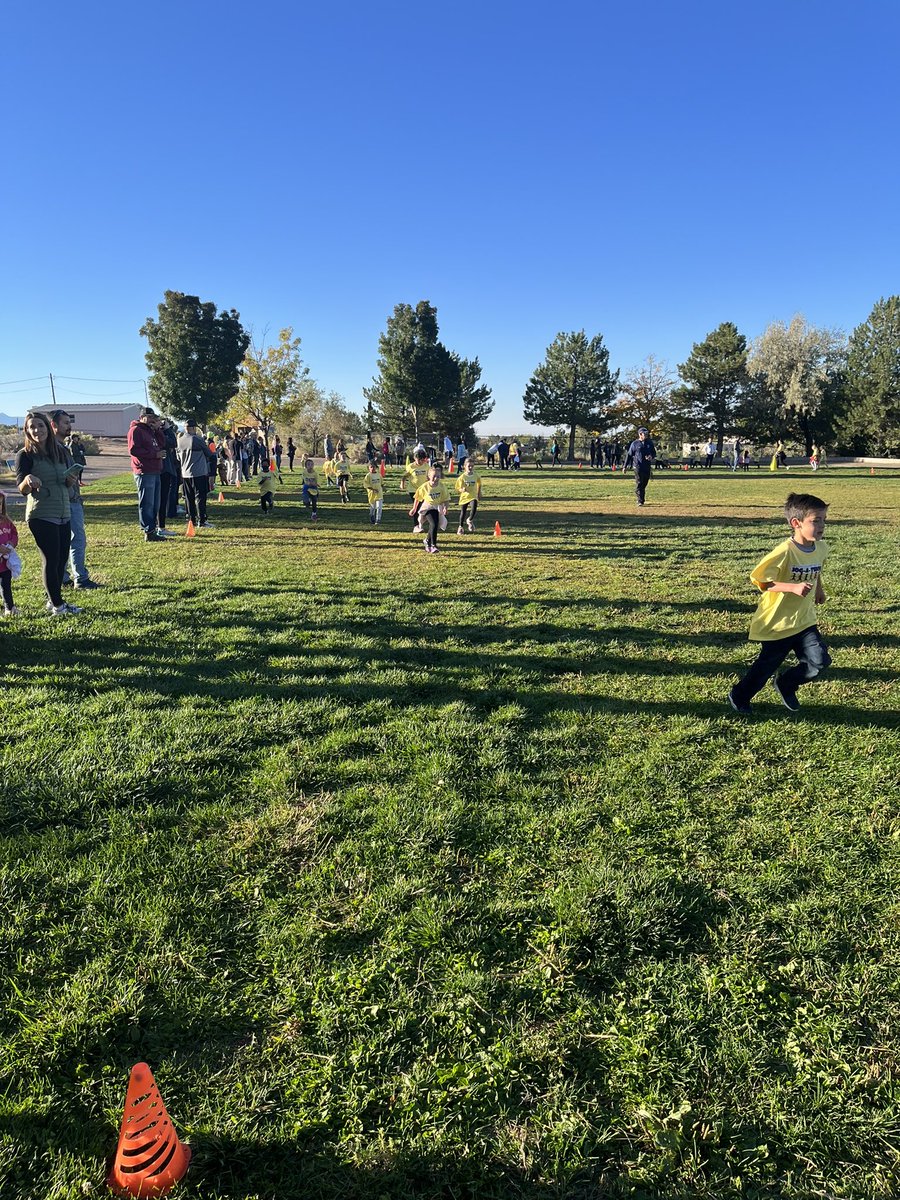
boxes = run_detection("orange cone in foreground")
[218,491,225,503]
[494,520,502,537]
[448,457,455,473]
[185,520,196,538]
[107,1062,191,1198]
[379,460,386,477]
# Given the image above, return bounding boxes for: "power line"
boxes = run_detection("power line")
[54,375,147,384]
[54,387,146,398]
[0,384,51,394]
[0,376,48,387]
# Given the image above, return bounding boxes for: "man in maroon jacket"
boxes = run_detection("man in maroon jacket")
[127,408,167,541]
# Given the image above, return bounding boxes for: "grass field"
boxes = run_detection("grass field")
[1,463,899,1200]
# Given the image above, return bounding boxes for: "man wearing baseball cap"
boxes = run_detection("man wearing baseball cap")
[626,426,657,507]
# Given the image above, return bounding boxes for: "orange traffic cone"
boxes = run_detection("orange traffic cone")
[448,457,455,473]
[235,478,241,489]
[218,491,225,503]
[612,464,616,472]
[379,460,386,477]
[871,467,875,475]
[185,520,196,538]
[494,520,502,537]
[107,1062,191,1198]
[578,462,582,469]
[270,458,276,471]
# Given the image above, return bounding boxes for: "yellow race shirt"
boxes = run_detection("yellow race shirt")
[404,462,430,493]
[258,473,278,495]
[302,469,319,493]
[414,481,450,507]
[748,537,828,641]
[364,470,383,502]
[334,459,351,479]
[456,471,482,505]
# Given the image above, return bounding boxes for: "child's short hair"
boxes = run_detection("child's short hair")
[784,492,828,523]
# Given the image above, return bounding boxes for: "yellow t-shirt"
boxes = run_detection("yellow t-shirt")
[404,462,430,494]
[456,471,482,505]
[322,458,337,481]
[414,481,449,507]
[302,469,319,493]
[748,537,828,641]
[364,470,383,502]
[334,458,351,479]
[258,473,278,495]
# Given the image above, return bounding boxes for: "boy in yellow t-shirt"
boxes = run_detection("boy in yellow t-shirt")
[364,459,384,525]
[257,467,279,514]
[301,457,320,521]
[414,466,449,553]
[455,458,482,533]
[729,492,831,714]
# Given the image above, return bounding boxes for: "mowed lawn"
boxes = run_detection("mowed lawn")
[1,464,899,1200]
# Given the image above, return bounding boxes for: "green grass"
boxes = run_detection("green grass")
[1,464,899,1199]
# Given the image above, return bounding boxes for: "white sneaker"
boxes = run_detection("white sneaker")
[466,519,474,532]
[199,522,215,529]
[64,602,82,614]
[156,529,177,538]
[2,606,16,618]
[49,604,70,618]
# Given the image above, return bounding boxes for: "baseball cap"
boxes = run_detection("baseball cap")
[638,427,649,434]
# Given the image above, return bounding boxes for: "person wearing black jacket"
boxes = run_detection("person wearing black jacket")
[625,427,656,507]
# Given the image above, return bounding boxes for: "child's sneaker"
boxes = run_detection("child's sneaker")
[466,519,474,532]
[49,603,70,618]
[457,526,464,535]
[2,606,16,619]
[727,689,751,715]
[422,537,430,553]
[773,676,800,711]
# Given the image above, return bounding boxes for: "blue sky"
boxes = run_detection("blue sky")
[2,1,898,430]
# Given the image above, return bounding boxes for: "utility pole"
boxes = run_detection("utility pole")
[49,374,57,405]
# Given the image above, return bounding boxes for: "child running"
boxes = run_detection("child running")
[455,457,483,533]
[0,493,20,617]
[334,450,352,503]
[413,465,449,554]
[728,492,831,715]
[257,466,278,514]
[364,458,384,525]
[301,457,320,521]
[403,449,431,527]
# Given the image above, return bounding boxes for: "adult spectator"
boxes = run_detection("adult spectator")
[15,411,80,615]
[177,420,214,530]
[394,434,405,464]
[731,439,742,472]
[456,435,467,468]
[443,433,454,462]
[49,409,99,590]
[287,437,296,471]
[486,441,499,468]
[323,432,334,463]
[498,438,510,469]
[273,436,283,472]
[253,435,265,475]
[704,438,716,468]
[589,439,596,468]
[127,407,167,541]
[550,439,560,466]
[625,426,656,507]
[382,435,391,465]
[225,432,242,485]
[157,419,180,537]
[365,433,377,464]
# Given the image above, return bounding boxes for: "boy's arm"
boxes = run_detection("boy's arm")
[815,572,826,604]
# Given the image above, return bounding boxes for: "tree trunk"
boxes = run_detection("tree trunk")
[567,425,577,461]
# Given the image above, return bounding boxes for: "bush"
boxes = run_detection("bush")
[72,431,100,455]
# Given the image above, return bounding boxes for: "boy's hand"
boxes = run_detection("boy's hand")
[793,582,813,597]
[815,585,826,604]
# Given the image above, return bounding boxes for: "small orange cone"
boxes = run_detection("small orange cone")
[494,520,502,537]
[107,1062,191,1198]
[448,457,455,473]
[235,478,241,489]
[578,462,582,469]
[612,464,616,471]
[185,520,196,538]
[871,467,875,475]
[270,458,276,471]
[218,491,225,503]
[379,460,386,477]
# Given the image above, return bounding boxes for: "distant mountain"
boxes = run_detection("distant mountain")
[0,413,23,426]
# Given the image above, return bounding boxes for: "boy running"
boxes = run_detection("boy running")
[729,492,831,714]
[455,457,482,533]
[364,459,384,525]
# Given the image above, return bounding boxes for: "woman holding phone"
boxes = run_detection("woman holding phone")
[15,411,81,616]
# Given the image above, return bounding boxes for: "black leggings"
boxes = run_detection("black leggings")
[158,473,175,528]
[459,500,478,527]
[29,518,71,607]
[423,510,440,547]
[1,569,12,610]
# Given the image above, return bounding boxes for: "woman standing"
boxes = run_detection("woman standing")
[15,411,80,616]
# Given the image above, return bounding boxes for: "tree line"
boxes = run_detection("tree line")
[524,301,900,458]
[140,291,900,458]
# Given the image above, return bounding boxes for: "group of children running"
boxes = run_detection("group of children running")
[254,449,483,553]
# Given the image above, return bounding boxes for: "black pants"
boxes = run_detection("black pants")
[423,510,440,547]
[158,473,175,528]
[635,467,651,505]
[1,569,12,610]
[29,518,71,607]
[459,500,478,528]
[732,626,831,705]
[183,476,209,526]
[260,492,273,511]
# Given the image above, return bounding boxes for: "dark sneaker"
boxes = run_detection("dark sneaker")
[728,689,751,715]
[74,579,101,590]
[773,676,800,711]
[144,531,162,541]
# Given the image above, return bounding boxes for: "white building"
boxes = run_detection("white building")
[33,402,143,437]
